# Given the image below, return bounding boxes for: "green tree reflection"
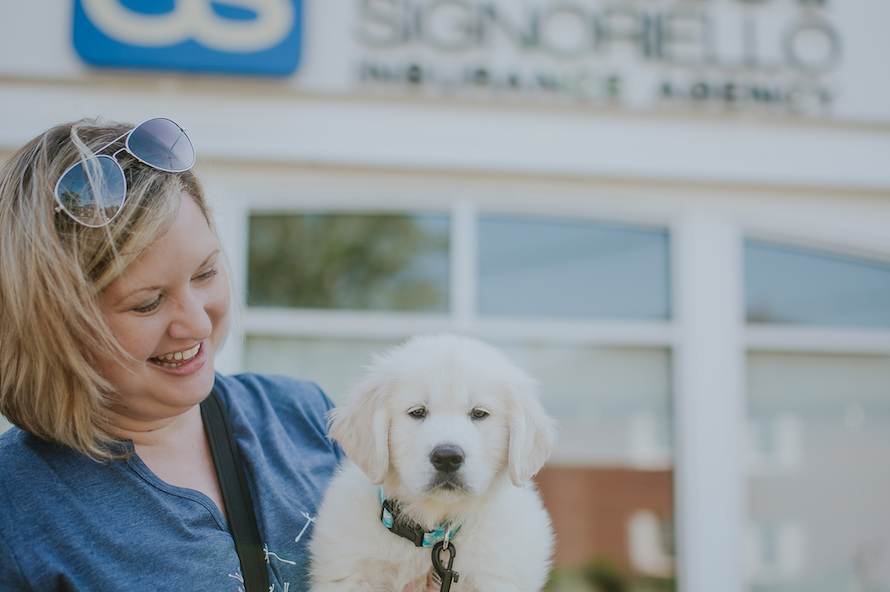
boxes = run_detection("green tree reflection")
[248,213,449,312]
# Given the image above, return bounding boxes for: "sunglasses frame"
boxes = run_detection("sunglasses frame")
[53,117,195,228]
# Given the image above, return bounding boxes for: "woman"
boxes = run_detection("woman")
[0,117,343,590]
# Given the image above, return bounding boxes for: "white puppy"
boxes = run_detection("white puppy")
[310,334,557,592]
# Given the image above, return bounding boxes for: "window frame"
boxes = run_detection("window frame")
[211,169,890,592]
[740,223,890,589]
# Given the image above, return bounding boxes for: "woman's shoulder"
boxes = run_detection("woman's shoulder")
[0,427,119,486]
[0,428,31,471]
[0,428,97,526]
[213,372,345,481]
[214,372,333,413]
[0,427,61,472]
[215,371,325,397]
[213,372,338,441]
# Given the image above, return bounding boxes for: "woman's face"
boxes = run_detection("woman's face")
[98,194,230,426]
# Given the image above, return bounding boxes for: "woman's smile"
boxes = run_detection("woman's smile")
[150,343,203,369]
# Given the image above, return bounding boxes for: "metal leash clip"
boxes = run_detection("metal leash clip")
[430,540,459,592]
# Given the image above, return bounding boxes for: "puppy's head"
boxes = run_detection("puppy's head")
[328,334,557,500]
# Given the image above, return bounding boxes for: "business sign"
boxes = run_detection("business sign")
[354,0,843,115]
[72,0,303,77]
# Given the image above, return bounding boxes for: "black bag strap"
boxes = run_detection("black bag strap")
[201,389,270,592]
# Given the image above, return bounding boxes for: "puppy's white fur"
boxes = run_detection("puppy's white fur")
[310,334,557,592]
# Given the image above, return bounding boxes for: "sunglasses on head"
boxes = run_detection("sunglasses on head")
[53,117,196,228]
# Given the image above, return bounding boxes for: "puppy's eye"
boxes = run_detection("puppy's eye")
[471,408,489,421]
[408,407,427,419]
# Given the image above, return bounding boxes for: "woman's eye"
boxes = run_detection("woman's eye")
[471,408,489,421]
[133,296,161,313]
[196,267,219,282]
[408,407,427,419]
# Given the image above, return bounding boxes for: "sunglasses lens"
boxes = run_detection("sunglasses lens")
[127,117,196,173]
[54,155,126,227]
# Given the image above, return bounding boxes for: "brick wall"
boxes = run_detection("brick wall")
[534,465,674,573]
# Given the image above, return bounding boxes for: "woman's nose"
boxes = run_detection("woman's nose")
[168,291,213,340]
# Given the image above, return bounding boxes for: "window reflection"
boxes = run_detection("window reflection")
[248,213,450,312]
[746,353,890,591]
[478,215,671,320]
[496,342,675,590]
[745,240,890,328]
[245,335,401,404]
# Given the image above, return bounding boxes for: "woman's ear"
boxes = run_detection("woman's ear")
[507,377,558,486]
[328,374,391,484]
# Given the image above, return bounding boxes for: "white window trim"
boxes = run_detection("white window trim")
[746,325,890,354]
[673,211,746,592]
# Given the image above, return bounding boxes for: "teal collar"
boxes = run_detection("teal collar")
[379,487,459,548]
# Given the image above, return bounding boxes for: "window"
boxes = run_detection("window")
[745,240,890,328]
[506,342,674,585]
[248,212,450,312]
[244,207,676,590]
[478,215,671,320]
[746,353,890,591]
[745,240,890,591]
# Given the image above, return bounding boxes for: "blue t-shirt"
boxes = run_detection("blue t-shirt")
[0,373,344,591]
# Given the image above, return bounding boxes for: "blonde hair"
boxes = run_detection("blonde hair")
[0,117,216,460]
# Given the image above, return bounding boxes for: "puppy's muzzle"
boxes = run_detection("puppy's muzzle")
[430,444,465,474]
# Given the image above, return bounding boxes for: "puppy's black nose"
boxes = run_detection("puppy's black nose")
[430,444,464,473]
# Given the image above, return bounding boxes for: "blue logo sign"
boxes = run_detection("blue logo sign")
[73,0,302,77]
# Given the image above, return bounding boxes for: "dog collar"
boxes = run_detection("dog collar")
[379,487,459,548]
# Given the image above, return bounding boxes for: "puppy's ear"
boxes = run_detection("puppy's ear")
[507,377,557,486]
[328,374,391,484]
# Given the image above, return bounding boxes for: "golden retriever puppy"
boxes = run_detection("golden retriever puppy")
[310,334,557,592]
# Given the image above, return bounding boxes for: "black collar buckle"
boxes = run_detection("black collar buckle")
[381,497,426,547]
